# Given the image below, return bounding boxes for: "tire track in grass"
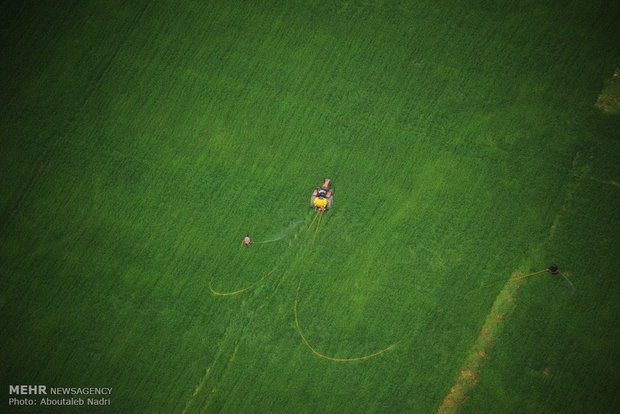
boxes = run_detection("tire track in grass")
[0,0,153,233]
[186,218,401,411]
[184,229,324,410]
[549,151,590,240]
[180,368,210,414]
[182,243,303,413]
[179,311,254,413]
[589,177,620,187]
[180,336,240,414]
[192,288,291,412]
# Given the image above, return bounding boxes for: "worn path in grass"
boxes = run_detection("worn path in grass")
[438,156,590,413]
[438,273,523,414]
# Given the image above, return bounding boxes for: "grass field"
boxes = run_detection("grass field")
[1,0,619,412]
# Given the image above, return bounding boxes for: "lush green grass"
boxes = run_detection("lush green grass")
[1,0,619,412]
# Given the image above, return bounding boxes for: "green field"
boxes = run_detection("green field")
[1,0,619,412]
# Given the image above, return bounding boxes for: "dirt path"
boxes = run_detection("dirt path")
[437,276,523,414]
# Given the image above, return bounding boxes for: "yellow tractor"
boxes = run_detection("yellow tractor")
[310,178,334,211]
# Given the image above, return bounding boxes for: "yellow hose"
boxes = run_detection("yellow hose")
[294,285,401,361]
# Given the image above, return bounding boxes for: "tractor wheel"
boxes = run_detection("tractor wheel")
[327,196,333,210]
[310,195,316,208]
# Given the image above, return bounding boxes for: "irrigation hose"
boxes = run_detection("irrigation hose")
[508,269,549,281]
[209,267,278,296]
[312,210,323,244]
[294,284,401,362]
[306,210,320,232]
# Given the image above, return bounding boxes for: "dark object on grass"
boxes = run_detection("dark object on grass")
[549,264,559,274]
